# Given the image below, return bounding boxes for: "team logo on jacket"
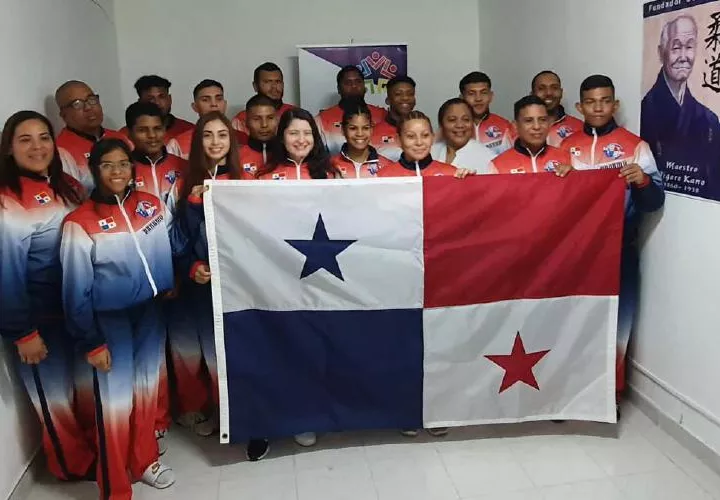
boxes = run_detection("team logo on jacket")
[381,135,395,144]
[603,143,624,159]
[333,121,342,128]
[34,192,52,204]
[272,172,287,180]
[570,147,581,156]
[338,167,348,177]
[98,217,116,231]
[134,176,145,187]
[368,163,380,176]
[510,167,526,174]
[164,170,178,184]
[485,125,502,139]
[544,160,560,172]
[557,126,573,139]
[136,200,157,218]
[243,162,257,174]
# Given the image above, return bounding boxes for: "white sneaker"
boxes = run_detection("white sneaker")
[141,461,175,489]
[155,429,168,455]
[177,412,215,437]
[294,432,317,447]
[400,429,419,437]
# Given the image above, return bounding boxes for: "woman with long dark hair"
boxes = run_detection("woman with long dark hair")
[256,107,340,180]
[61,138,176,497]
[165,111,242,442]
[0,110,94,482]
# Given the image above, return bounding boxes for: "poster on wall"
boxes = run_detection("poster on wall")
[298,43,407,115]
[642,0,720,202]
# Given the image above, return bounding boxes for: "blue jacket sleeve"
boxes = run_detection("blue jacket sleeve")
[631,141,665,213]
[0,214,37,343]
[60,220,105,354]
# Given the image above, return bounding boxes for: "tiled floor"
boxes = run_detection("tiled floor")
[25,404,720,500]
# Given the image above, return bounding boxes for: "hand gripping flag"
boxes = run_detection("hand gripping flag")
[204,172,625,444]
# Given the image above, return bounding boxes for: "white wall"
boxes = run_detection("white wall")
[0,0,122,497]
[479,0,720,457]
[477,0,642,129]
[113,0,481,126]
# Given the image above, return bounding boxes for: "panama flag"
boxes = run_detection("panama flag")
[205,172,625,444]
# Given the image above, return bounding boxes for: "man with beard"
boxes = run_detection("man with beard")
[641,14,720,200]
[531,70,584,147]
[231,62,294,134]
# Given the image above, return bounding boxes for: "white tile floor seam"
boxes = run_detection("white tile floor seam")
[23,403,720,500]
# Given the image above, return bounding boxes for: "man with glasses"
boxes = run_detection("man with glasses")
[55,80,128,190]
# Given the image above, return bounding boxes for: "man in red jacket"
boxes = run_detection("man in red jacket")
[232,62,294,134]
[531,70,584,147]
[55,80,128,190]
[120,75,194,143]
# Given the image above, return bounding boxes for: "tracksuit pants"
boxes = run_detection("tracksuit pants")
[167,283,218,416]
[91,299,164,500]
[616,245,639,398]
[13,322,95,481]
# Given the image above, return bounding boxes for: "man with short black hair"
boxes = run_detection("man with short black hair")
[120,75,194,142]
[531,70,584,147]
[239,94,279,175]
[167,79,247,159]
[55,80,128,190]
[232,62,294,134]
[315,65,387,155]
[371,75,417,161]
[561,75,665,416]
[459,71,512,155]
[489,95,572,175]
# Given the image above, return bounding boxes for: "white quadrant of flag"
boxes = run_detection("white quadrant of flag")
[205,179,424,312]
[423,296,617,426]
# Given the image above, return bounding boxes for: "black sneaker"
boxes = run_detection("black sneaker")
[246,439,270,462]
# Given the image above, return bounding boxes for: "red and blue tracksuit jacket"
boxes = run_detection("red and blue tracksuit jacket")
[239,138,272,177]
[377,155,458,177]
[331,144,393,178]
[0,172,95,481]
[490,140,572,174]
[131,147,187,205]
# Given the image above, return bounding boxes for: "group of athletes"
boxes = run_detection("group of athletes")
[0,61,665,500]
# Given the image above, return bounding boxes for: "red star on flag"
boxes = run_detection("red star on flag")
[485,332,550,394]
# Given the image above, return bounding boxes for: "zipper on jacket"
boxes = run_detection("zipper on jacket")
[115,191,159,297]
[591,128,598,167]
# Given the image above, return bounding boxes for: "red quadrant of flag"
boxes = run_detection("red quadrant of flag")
[422,170,626,308]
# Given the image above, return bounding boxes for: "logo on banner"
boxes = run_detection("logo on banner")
[34,192,52,204]
[544,160,560,172]
[272,172,287,180]
[358,51,399,81]
[570,147,582,157]
[136,200,157,218]
[243,162,257,174]
[485,126,502,139]
[134,176,145,187]
[603,143,624,159]
[98,217,116,231]
[164,170,178,184]
[557,126,573,139]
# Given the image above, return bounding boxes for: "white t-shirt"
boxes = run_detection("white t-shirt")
[431,139,497,174]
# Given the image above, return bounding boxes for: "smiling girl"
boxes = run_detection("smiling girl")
[331,101,393,178]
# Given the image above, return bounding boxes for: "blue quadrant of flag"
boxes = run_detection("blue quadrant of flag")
[222,309,423,442]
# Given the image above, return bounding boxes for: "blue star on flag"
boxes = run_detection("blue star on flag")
[285,214,356,281]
